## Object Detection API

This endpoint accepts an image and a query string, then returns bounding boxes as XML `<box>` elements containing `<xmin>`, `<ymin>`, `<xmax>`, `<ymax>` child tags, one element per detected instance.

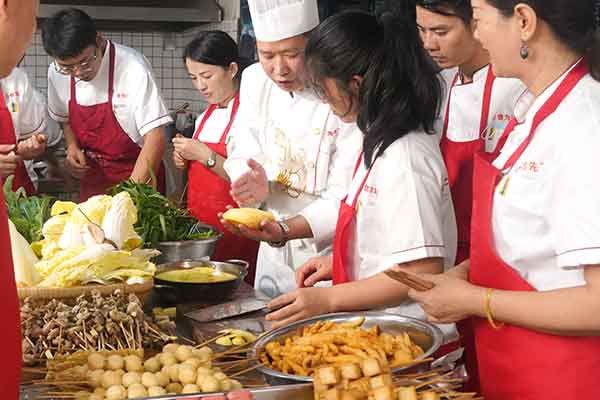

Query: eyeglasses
<box><xmin>53</xmin><ymin>47</ymin><xmax>98</xmax><ymax>75</ymax></box>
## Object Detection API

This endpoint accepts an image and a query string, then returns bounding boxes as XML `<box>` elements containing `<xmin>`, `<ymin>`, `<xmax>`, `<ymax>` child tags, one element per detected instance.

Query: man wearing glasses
<box><xmin>42</xmin><ymin>8</ymin><xmax>171</xmax><ymax>200</ymax></box>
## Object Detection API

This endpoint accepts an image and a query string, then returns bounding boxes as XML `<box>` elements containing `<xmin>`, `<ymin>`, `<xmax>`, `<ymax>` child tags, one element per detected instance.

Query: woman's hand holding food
<box><xmin>172</xmin><ymin>135</ymin><xmax>211</xmax><ymax>162</ymax></box>
<box><xmin>296</xmin><ymin>256</ymin><xmax>333</xmax><ymax>288</ymax></box>
<box><xmin>265</xmin><ymin>287</ymin><xmax>334</xmax><ymax>330</ymax></box>
<box><xmin>173</xmin><ymin>149</ymin><xmax>188</xmax><ymax>170</ymax></box>
<box><xmin>408</xmin><ymin>272</ymin><xmax>485</xmax><ymax>324</ymax></box>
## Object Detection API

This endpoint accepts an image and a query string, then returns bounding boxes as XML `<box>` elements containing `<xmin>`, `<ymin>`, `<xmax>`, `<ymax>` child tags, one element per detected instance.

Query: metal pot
<box><xmin>154</xmin><ymin>223</ymin><xmax>224</xmax><ymax>264</ymax></box>
<box><xmin>154</xmin><ymin>259</ymin><xmax>248</xmax><ymax>304</ymax></box>
<box><xmin>250</xmin><ymin>311</ymin><xmax>444</xmax><ymax>386</ymax></box>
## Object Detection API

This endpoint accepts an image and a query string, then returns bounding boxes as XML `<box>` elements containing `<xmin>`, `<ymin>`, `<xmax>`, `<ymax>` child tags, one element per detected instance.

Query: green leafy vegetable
<box><xmin>110</xmin><ymin>180</ymin><xmax>215</xmax><ymax>246</ymax></box>
<box><xmin>3</xmin><ymin>175</ymin><xmax>54</xmax><ymax>243</ymax></box>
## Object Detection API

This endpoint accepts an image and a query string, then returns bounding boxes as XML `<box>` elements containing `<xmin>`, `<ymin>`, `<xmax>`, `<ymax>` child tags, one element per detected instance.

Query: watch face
<box><xmin>207</xmin><ymin>153</ymin><xmax>217</xmax><ymax>168</ymax></box>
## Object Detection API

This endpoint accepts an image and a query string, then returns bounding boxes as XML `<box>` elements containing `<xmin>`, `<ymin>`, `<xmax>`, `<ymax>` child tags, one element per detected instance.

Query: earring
<box><xmin>520</xmin><ymin>42</ymin><xmax>529</xmax><ymax>60</ymax></box>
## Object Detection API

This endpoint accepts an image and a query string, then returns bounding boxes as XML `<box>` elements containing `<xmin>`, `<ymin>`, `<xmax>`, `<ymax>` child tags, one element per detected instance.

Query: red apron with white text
<box><xmin>69</xmin><ymin>42</ymin><xmax>165</xmax><ymax>202</ymax></box>
<box><xmin>469</xmin><ymin>59</ymin><xmax>600</xmax><ymax>400</ymax></box>
<box><xmin>441</xmin><ymin>67</ymin><xmax>495</xmax><ymax>265</ymax></box>
<box><xmin>440</xmin><ymin>68</ymin><xmax>496</xmax><ymax>393</ymax></box>
<box><xmin>332</xmin><ymin>154</ymin><xmax>372</xmax><ymax>285</ymax></box>
<box><xmin>0</xmin><ymin>89</ymin><xmax>35</xmax><ymax>195</ymax></box>
<box><xmin>187</xmin><ymin>95</ymin><xmax>259</xmax><ymax>285</ymax></box>
<box><xmin>0</xmin><ymin>191</ymin><xmax>22</xmax><ymax>399</ymax></box>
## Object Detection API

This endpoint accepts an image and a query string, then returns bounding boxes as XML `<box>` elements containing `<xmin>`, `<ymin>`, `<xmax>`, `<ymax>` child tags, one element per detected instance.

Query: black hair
<box><xmin>486</xmin><ymin>0</ymin><xmax>600</xmax><ymax>81</ymax></box>
<box><xmin>41</xmin><ymin>8</ymin><xmax>97</xmax><ymax>59</ymax></box>
<box><xmin>183</xmin><ymin>31</ymin><xmax>251</xmax><ymax>83</ymax></box>
<box><xmin>306</xmin><ymin>11</ymin><xmax>441</xmax><ymax>168</ymax></box>
<box><xmin>415</xmin><ymin>0</ymin><xmax>473</xmax><ymax>24</ymax></box>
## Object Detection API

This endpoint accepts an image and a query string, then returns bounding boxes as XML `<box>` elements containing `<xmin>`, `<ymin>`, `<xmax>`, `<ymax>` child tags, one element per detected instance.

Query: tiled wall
<box><xmin>19</xmin><ymin>19</ymin><xmax>239</xmax><ymax>115</ymax></box>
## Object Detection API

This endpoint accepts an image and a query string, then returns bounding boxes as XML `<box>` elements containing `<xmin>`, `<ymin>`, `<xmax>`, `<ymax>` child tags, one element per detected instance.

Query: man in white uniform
<box><xmin>224</xmin><ymin>0</ymin><xmax>362</xmax><ymax>297</ymax></box>
<box><xmin>42</xmin><ymin>8</ymin><xmax>171</xmax><ymax>201</ymax></box>
<box><xmin>0</xmin><ymin>67</ymin><xmax>61</xmax><ymax>192</ymax></box>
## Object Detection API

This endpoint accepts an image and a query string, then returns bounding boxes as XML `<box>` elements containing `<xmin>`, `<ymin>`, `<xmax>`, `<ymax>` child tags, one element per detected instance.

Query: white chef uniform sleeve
<box><xmin>378</xmin><ymin>157</ymin><xmax>449</xmax><ymax>269</ymax></box>
<box><xmin>297</xmin><ymin>123</ymin><xmax>362</xmax><ymax>252</ymax></box>
<box><xmin>12</xmin><ymin>71</ymin><xmax>46</xmax><ymax>139</ymax></box>
<box><xmin>224</xmin><ymin>68</ymin><xmax>268</xmax><ymax>183</ymax></box>
<box><xmin>47</xmin><ymin>67</ymin><xmax>69</xmax><ymax>123</ymax></box>
<box><xmin>552</xmin><ymin>115</ymin><xmax>600</xmax><ymax>269</ymax></box>
<box><xmin>127</xmin><ymin>64</ymin><xmax>172</xmax><ymax>137</ymax></box>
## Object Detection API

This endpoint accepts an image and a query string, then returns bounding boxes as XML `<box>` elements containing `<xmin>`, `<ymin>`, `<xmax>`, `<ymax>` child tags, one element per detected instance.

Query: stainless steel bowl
<box><xmin>154</xmin><ymin>223</ymin><xmax>224</xmax><ymax>264</ymax></box>
<box><xmin>250</xmin><ymin>311</ymin><xmax>444</xmax><ymax>386</ymax></box>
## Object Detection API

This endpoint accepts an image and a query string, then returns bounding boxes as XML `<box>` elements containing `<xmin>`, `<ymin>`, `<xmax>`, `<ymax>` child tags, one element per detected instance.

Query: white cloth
<box><xmin>1</xmin><ymin>67</ymin><xmax>63</xmax><ymax>186</ymax></box>
<box><xmin>47</xmin><ymin>41</ymin><xmax>172</xmax><ymax>145</ymax></box>
<box><xmin>194</xmin><ymin>98</ymin><xmax>236</xmax><ymax>155</ymax></box>
<box><xmin>491</xmin><ymin>66</ymin><xmax>600</xmax><ymax>291</ymax></box>
<box><xmin>225</xmin><ymin>63</ymin><xmax>362</xmax><ymax>297</ymax></box>
<box><xmin>248</xmin><ymin>0</ymin><xmax>320</xmax><ymax>41</ymax></box>
<box><xmin>345</xmin><ymin>134</ymin><xmax>458</xmax><ymax>342</ymax></box>
<box><xmin>439</xmin><ymin>65</ymin><xmax>526</xmax><ymax>151</ymax></box>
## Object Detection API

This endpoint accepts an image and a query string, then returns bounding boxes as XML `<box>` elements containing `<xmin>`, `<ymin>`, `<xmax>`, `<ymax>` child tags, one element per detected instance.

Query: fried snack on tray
<box><xmin>259</xmin><ymin>317</ymin><xmax>424</xmax><ymax>377</ymax></box>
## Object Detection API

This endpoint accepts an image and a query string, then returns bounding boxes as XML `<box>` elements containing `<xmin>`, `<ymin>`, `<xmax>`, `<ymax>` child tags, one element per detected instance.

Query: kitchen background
<box><xmin>17</xmin><ymin>0</ymin><xmax>398</xmax><ymax>200</ymax></box>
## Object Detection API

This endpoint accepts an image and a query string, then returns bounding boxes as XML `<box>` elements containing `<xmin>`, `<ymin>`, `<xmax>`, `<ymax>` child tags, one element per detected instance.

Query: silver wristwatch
<box><xmin>268</xmin><ymin>220</ymin><xmax>290</xmax><ymax>248</ymax></box>
<box><xmin>206</xmin><ymin>150</ymin><xmax>217</xmax><ymax>169</ymax></box>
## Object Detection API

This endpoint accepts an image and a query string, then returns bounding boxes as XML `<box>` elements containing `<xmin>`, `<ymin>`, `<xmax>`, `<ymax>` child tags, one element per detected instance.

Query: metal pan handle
<box><xmin>225</xmin><ymin>259</ymin><xmax>250</xmax><ymax>271</ymax></box>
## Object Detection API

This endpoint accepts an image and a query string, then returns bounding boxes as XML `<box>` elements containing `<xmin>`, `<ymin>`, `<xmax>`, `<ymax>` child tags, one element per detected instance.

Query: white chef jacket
<box><xmin>346</xmin><ymin>132</ymin><xmax>457</xmax><ymax>341</ymax></box>
<box><xmin>439</xmin><ymin>65</ymin><xmax>526</xmax><ymax>151</ymax></box>
<box><xmin>225</xmin><ymin>63</ymin><xmax>362</xmax><ymax>297</ymax></box>
<box><xmin>2</xmin><ymin>68</ymin><xmax>62</xmax><ymax>186</ymax></box>
<box><xmin>491</xmin><ymin>66</ymin><xmax>600</xmax><ymax>291</ymax></box>
<box><xmin>47</xmin><ymin>41</ymin><xmax>172</xmax><ymax>145</ymax></box>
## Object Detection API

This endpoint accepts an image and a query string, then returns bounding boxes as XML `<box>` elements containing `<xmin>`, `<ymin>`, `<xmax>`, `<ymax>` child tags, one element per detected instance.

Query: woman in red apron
<box><xmin>266</xmin><ymin>12</ymin><xmax>457</xmax><ymax>334</ymax></box>
<box><xmin>173</xmin><ymin>31</ymin><xmax>259</xmax><ymax>284</ymax></box>
<box><xmin>417</xmin><ymin>1</ymin><xmax>525</xmax><ymax>390</ymax></box>
<box><xmin>409</xmin><ymin>1</ymin><xmax>600</xmax><ymax>398</ymax></box>
<box><xmin>0</xmin><ymin>0</ymin><xmax>40</xmax><ymax>396</ymax></box>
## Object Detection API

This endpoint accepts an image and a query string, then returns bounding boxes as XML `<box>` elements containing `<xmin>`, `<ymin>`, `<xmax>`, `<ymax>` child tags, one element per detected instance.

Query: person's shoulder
<box><xmin>4</xmin><ymin>67</ymin><xmax>29</xmax><ymax>84</ymax></box>
<box><xmin>114</xmin><ymin>42</ymin><xmax>153</xmax><ymax>76</ymax></box>
<box><xmin>240</xmin><ymin>63</ymin><xmax>272</xmax><ymax>91</ymax></box>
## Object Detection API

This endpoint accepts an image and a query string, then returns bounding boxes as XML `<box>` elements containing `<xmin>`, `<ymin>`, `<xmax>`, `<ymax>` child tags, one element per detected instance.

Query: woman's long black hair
<box><xmin>183</xmin><ymin>30</ymin><xmax>252</xmax><ymax>84</ymax></box>
<box><xmin>306</xmin><ymin>11</ymin><xmax>442</xmax><ymax>168</ymax></box>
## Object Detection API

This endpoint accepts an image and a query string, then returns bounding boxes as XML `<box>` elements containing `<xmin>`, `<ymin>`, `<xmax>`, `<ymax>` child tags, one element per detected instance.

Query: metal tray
<box><xmin>250</xmin><ymin>312</ymin><xmax>444</xmax><ymax>385</ymax></box>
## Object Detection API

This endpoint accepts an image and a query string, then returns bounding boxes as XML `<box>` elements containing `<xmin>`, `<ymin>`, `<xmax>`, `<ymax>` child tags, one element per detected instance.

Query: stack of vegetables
<box><xmin>111</xmin><ymin>180</ymin><xmax>215</xmax><ymax>246</ymax></box>
<box><xmin>10</xmin><ymin>191</ymin><xmax>159</xmax><ymax>288</ymax></box>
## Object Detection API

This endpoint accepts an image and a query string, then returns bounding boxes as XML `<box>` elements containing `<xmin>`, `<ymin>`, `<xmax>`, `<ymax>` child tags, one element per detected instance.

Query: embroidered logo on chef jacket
<box><xmin>483</xmin><ymin>113</ymin><xmax>512</xmax><ymax>152</ymax></box>
<box><xmin>6</xmin><ymin>91</ymin><xmax>20</xmax><ymax>113</ymax></box>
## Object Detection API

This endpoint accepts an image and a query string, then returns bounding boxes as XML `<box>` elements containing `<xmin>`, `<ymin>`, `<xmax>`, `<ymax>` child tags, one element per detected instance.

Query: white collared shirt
<box><xmin>491</xmin><ymin>65</ymin><xmax>600</xmax><ymax>291</ymax></box>
<box><xmin>439</xmin><ymin>65</ymin><xmax>526</xmax><ymax>151</ymax></box>
<box><xmin>345</xmin><ymin>133</ymin><xmax>457</xmax><ymax>281</ymax></box>
<box><xmin>194</xmin><ymin>97</ymin><xmax>237</xmax><ymax>155</ymax></box>
<box><xmin>47</xmin><ymin>41</ymin><xmax>172</xmax><ymax>145</ymax></box>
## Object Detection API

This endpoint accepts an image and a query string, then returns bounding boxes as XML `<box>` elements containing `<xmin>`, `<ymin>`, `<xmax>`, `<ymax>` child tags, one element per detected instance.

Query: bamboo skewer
<box><xmin>195</xmin><ymin>332</ymin><xmax>230</xmax><ymax>348</ymax></box>
<box><xmin>228</xmin><ymin>362</ymin><xmax>266</xmax><ymax>378</ymax></box>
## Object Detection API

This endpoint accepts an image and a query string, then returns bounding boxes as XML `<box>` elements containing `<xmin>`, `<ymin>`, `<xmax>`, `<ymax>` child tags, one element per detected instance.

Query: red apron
<box><xmin>332</xmin><ymin>153</ymin><xmax>372</xmax><ymax>285</ymax></box>
<box><xmin>0</xmin><ymin>191</ymin><xmax>22</xmax><ymax>399</ymax></box>
<box><xmin>187</xmin><ymin>95</ymin><xmax>259</xmax><ymax>285</ymax></box>
<box><xmin>470</xmin><ymin>59</ymin><xmax>600</xmax><ymax>400</ymax></box>
<box><xmin>0</xmin><ymin>89</ymin><xmax>35</xmax><ymax>195</ymax></box>
<box><xmin>441</xmin><ymin>67</ymin><xmax>495</xmax><ymax>265</ymax></box>
<box><xmin>440</xmin><ymin>68</ymin><xmax>495</xmax><ymax>393</ymax></box>
<box><xmin>69</xmin><ymin>42</ymin><xmax>165</xmax><ymax>202</ymax></box>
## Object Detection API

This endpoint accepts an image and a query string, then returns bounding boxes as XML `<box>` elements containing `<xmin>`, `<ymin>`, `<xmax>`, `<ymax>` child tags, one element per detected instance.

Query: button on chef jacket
<box><xmin>2</xmin><ymin>67</ymin><xmax>62</xmax><ymax>187</ymax></box>
<box><xmin>438</xmin><ymin>66</ymin><xmax>526</xmax><ymax>151</ymax></box>
<box><xmin>491</xmin><ymin>65</ymin><xmax>600</xmax><ymax>291</ymax></box>
<box><xmin>47</xmin><ymin>41</ymin><xmax>172</xmax><ymax>145</ymax></box>
<box><xmin>224</xmin><ymin>63</ymin><xmax>363</xmax><ymax>297</ymax></box>
<box><xmin>345</xmin><ymin>132</ymin><xmax>458</xmax><ymax>341</ymax></box>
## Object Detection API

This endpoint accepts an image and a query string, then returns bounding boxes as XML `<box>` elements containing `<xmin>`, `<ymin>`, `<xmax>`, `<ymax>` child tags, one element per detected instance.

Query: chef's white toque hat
<box><xmin>248</xmin><ymin>0</ymin><xmax>320</xmax><ymax>42</ymax></box>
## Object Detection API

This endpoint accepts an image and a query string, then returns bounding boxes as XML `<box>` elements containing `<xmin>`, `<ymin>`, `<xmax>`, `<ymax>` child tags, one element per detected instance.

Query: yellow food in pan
<box><xmin>260</xmin><ymin>317</ymin><xmax>424</xmax><ymax>377</ymax></box>
<box><xmin>156</xmin><ymin>267</ymin><xmax>237</xmax><ymax>283</ymax></box>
